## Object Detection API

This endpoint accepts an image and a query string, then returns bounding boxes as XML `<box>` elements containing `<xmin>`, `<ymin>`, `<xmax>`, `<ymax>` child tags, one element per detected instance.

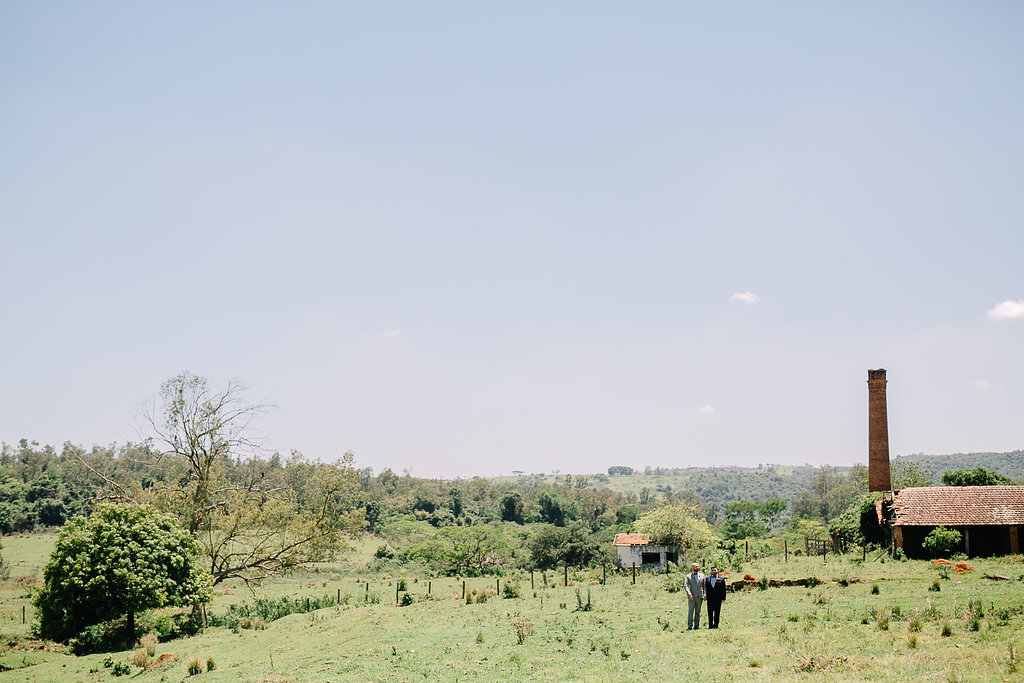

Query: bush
<box><xmin>922</xmin><ymin>527</ymin><xmax>962</xmax><ymax>558</ymax></box>
<box><xmin>501</xmin><ymin>581</ymin><xmax>521</xmax><ymax>599</ymax></box>
<box><xmin>186</xmin><ymin>655</ymin><xmax>202</xmax><ymax>676</ymax></box>
<box><xmin>130</xmin><ymin>648</ymin><xmax>149</xmax><ymax>668</ymax></box>
<box><xmin>139</xmin><ymin>632</ymin><xmax>158</xmax><ymax>657</ymax></box>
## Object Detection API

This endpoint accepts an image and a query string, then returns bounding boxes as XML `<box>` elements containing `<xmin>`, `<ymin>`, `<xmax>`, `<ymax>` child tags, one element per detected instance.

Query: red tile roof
<box><xmin>890</xmin><ymin>486</ymin><xmax>1024</xmax><ymax>526</ymax></box>
<box><xmin>614</xmin><ymin>533</ymin><xmax>652</xmax><ymax>547</ymax></box>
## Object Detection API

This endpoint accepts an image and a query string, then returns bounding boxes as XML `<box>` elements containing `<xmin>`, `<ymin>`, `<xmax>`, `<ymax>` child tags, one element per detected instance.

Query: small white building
<box><xmin>614</xmin><ymin>533</ymin><xmax>680</xmax><ymax>572</ymax></box>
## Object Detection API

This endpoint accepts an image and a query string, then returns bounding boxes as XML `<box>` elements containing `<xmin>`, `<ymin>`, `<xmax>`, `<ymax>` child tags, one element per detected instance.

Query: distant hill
<box><xmin>893</xmin><ymin>450</ymin><xmax>1024</xmax><ymax>484</ymax></box>
<box><xmin>493</xmin><ymin>464</ymin><xmax>839</xmax><ymax>513</ymax></box>
<box><xmin>492</xmin><ymin>450</ymin><xmax>1023</xmax><ymax>513</ymax></box>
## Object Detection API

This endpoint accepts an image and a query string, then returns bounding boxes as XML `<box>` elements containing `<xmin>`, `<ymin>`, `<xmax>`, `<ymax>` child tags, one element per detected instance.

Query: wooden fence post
<box><xmin>543</xmin><ymin>571</ymin><xmax>547</xmax><ymax>588</ymax></box>
<box><xmin>564</xmin><ymin>564</ymin><xmax>568</xmax><ymax>587</ymax></box>
<box><xmin>632</xmin><ymin>562</ymin><xmax>636</xmax><ymax>585</ymax></box>
<box><xmin>602</xmin><ymin>563</ymin><xmax>606</xmax><ymax>585</ymax></box>
<box><xmin>531</xmin><ymin>569</ymin><xmax>534</xmax><ymax>590</ymax></box>
<box><xmin>396</xmin><ymin>584</ymin><xmax>400</xmax><ymax>605</ymax></box>
<box><xmin>337</xmin><ymin>588</ymin><xmax>340</xmax><ymax>603</ymax></box>
<box><xmin>462</xmin><ymin>580</ymin><xmax>466</xmax><ymax>600</ymax></box>
<box><xmin>496</xmin><ymin>578</ymin><xmax>500</xmax><ymax>596</ymax></box>
<box><xmin>784</xmin><ymin>540</ymin><xmax>788</xmax><ymax>563</ymax></box>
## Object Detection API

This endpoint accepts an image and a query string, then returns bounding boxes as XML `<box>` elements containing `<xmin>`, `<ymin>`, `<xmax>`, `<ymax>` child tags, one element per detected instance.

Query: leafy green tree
<box><xmin>759</xmin><ymin>498</ymin><xmax>788</xmax><ymax>529</ymax></box>
<box><xmin>941</xmin><ymin>467</ymin><xmax>1016</xmax><ymax>487</ymax></box>
<box><xmin>633</xmin><ymin>505</ymin><xmax>718</xmax><ymax>551</ymax></box>
<box><xmin>615</xmin><ymin>504</ymin><xmax>640</xmax><ymax>525</ymax></box>
<box><xmin>499</xmin><ymin>491</ymin><xmax>525</xmax><ymax>524</ymax></box>
<box><xmin>33</xmin><ymin>504</ymin><xmax>212</xmax><ymax>643</ymax></box>
<box><xmin>922</xmin><ymin>526</ymin><xmax>962</xmax><ymax>558</ymax></box>
<box><xmin>525</xmin><ymin>522</ymin><xmax>600</xmax><ymax>570</ymax></box>
<box><xmin>536</xmin><ymin>489</ymin><xmax>568</xmax><ymax>526</ymax></box>
<box><xmin>607</xmin><ymin>466</ymin><xmax>633</xmax><ymax>476</ymax></box>
<box><xmin>409</xmin><ymin>525</ymin><xmax>511</xmax><ymax>575</ymax></box>
<box><xmin>891</xmin><ymin>460</ymin><xmax>932</xmax><ymax>488</ymax></box>
<box><xmin>722</xmin><ymin>500</ymin><xmax>768</xmax><ymax>540</ymax></box>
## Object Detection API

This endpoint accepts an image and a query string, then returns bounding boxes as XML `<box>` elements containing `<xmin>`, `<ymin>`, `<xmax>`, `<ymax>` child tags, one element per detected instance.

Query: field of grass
<box><xmin>1</xmin><ymin>532</ymin><xmax>1023</xmax><ymax>681</ymax></box>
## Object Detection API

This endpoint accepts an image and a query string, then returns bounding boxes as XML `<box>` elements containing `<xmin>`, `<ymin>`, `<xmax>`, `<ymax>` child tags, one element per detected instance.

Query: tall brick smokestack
<box><xmin>868</xmin><ymin>369</ymin><xmax>892</xmax><ymax>491</ymax></box>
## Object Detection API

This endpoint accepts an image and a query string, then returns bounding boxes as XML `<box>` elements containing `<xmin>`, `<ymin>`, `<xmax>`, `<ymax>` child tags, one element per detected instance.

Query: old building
<box><xmin>613</xmin><ymin>533</ymin><xmax>679</xmax><ymax>571</ymax></box>
<box><xmin>877</xmin><ymin>485</ymin><xmax>1024</xmax><ymax>557</ymax></box>
<box><xmin>866</xmin><ymin>369</ymin><xmax>1024</xmax><ymax>557</ymax></box>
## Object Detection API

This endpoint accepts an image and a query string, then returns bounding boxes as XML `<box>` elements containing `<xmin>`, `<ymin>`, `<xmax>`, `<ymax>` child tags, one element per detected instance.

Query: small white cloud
<box><xmin>974</xmin><ymin>380</ymin><xmax>994</xmax><ymax>391</ymax></box>
<box><xmin>729</xmin><ymin>291</ymin><xmax>760</xmax><ymax>305</ymax></box>
<box><xmin>698</xmin><ymin>405</ymin><xmax>715</xmax><ymax>414</ymax></box>
<box><xmin>987</xmin><ymin>300</ymin><xmax>1024</xmax><ymax>320</ymax></box>
<box><xmin>382</xmin><ymin>329</ymin><xmax>402</xmax><ymax>337</ymax></box>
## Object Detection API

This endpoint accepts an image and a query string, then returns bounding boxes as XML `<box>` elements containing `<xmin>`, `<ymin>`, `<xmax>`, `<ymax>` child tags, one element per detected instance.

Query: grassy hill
<box><xmin>3</xmin><ymin>532</ymin><xmax>1023</xmax><ymax>681</ymax></box>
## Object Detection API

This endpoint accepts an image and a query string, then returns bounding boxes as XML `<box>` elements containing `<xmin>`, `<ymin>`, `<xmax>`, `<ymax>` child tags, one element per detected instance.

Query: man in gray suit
<box><xmin>684</xmin><ymin>562</ymin><xmax>705</xmax><ymax>630</ymax></box>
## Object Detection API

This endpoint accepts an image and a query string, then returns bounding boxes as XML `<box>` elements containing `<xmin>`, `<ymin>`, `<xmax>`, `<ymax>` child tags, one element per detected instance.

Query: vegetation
<box><xmin>922</xmin><ymin>526</ymin><xmax>963</xmax><ymax>558</ymax></box>
<box><xmin>33</xmin><ymin>504</ymin><xmax>212</xmax><ymax>644</ymax></box>
<box><xmin>4</xmin><ymin>374</ymin><xmax>1024</xmax><ymax>677</ymax></box>
<box><xmin>2</xmin><ymin>532</ymin><xmax>1023</xmax><ymax>680</ymax></box>
<box><xmin>941</xmin><ymin>467</ymin><xmax>1017</xmax><ymax>487</ymax></box>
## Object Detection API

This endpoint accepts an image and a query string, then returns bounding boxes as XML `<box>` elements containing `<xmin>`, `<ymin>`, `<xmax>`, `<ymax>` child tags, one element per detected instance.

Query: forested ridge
<box><xmin>3</xmin><ymin>437</ymin><xmax>1020</xmax><ymax>538</ymax></box>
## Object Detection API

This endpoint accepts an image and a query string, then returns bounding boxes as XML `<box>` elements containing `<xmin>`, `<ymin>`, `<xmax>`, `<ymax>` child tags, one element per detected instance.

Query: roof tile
<box><xmin>890</xmin><ymin>486</ymin><xmax>1024</xmax><ymax>526</ymax></box>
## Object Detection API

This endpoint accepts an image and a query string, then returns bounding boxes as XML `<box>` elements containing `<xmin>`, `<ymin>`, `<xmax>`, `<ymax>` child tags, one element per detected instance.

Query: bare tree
<box><xmin>141</xmin><ymin>372</ymin><xmax>364</xmax><ymax>585</ymax></box>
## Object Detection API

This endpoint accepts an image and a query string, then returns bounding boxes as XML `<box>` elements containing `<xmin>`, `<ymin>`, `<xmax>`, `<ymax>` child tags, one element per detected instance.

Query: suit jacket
<box><xmin>704</xmin><ymin>575</ymin><xmax>727</xmax><ymax>603</ymax></box>
<box><xmin>684</xmin><ymin>571</ymin><xmax>705</xmax><ymax>599</ymax></box>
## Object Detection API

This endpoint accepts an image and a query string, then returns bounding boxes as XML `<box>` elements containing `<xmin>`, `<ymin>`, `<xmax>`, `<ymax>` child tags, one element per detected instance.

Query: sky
<box><xmin>2</xmin><ymin>2</ymin><xmax>1022</xmax><ymax>478</ymax></box>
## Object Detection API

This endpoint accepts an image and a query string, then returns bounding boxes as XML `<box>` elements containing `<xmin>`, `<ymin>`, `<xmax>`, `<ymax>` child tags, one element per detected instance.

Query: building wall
<box><xmin>615</xmin><ymin>544</ymin><xmax>678</xmax><ymax>571</ymax></box>
<box><xmin>895</xmin><ymin>524</ymin><xmax>1021</xmax><ymax>558</ymax></box>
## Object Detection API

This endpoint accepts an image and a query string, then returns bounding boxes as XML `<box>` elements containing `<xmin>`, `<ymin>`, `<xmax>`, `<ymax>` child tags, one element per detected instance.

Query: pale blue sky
<box><xmin>2</xmin><ymin>2</ymin><xmax>1022</xmax><ymax>477</ymax></box>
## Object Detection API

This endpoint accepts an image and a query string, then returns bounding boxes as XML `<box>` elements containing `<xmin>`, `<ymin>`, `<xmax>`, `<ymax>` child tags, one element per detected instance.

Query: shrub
<box><xmin>870</xmin><ymin>584</ymin><xmax>880</xmax><ymax>595</ymax></box>
<box><xmin>139</xmin><ymin>632</ymin><xmax>158</xmax><ymax>656</ymax></box>
<box><xmin>206</xmin><ymin>654</ymin><xmax>216</xmax><ymax>672</ymax></box>
<box><xmin>130</xmin><ymin>648</ymin><xmax>149</xmax><ymax>668</ymax></box>
<box><xmin>908</xmin><ymin>611</ymin><xmax>922</xmax><ymax>632</ymax></box>
<box><xmin>940</xmin><ymin>620</ymin><xmax>952</xmax><ymax>637</ymax></box>
<box><xmin>922</xmin><ymin>527</ymin><xmax>962</xmax><ymax>558</ymax></box>
<box><xmin>186</xmin><ymin>655</ymin><xmax>202</xmax><ymax>676</ymax></box>
<box><xmin>111</xmin><ymin>661</ymin><xmax>131</xmax><ymax>677</ymax></box>
<box><xmin>511</xmin><ymin>617</ymin><xmax>533</xmax><ymax>645</ymax></box>
<box><xmin>399</xmin><ymin>592</ymin><xmax>413</xmax><ymax>607</ymax></box>
<box><xmin>502</xmin><ymin>581</ymin><xmax>521</xmax><ymax>599</ymax></box>
<box><xmin>929</xmin><ymin>580</ymin><xmax>941</xmax><ymax>592</ymax></box>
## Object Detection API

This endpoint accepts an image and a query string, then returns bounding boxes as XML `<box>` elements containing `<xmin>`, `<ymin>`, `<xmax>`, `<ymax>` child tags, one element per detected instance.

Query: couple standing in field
<box><xmin>684</xmin><ymin>562</ymin><xmax>726</xmax><ymax>630</ymax></box>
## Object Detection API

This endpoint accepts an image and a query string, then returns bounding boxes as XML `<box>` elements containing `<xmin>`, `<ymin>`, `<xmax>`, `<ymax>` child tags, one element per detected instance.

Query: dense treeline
<box><xmin>895</xmin><ymin>451</ymin><xmax>1024</xmax><ymax>483</ymax></box>
<box><xmin>4</xmin><ymin>434</ymin><xmax>1020</xmax><ymax>577</ymax></box>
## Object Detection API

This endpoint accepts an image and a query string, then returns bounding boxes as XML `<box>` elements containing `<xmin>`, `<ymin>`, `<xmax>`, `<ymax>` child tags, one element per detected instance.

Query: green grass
<box><xmin>2</xmin><ymin>535</ymin><xmax>1023</xmax><ymax>681</ymax></box>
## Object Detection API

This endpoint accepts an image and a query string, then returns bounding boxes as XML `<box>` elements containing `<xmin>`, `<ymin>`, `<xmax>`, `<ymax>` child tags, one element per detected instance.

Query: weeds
<box><xmin>139</xmin><ymin>632</ymin><xmax>158</xmax><ymax>656</ymax></box>
<box><xmin>575</xmin><ymin>588</ymin><xmax>593</xmax><ymax>612</ymax></box>
<box><xmin>511</xmin><ymin>617</ymin><xmax>533</xmax><ymax>645</ymax></box>
<box><xmin>909</xmin><ymin>611</ymin><xmax>922</xmax><ymax>632</ymax></box>
<box><xmin>130</xmin><ymin>648</ymin><xmax>149</xmax><ymax>668</ymax></box>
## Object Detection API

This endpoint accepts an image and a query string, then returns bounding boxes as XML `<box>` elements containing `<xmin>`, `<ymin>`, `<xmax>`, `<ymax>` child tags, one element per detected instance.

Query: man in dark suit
<box><xmin>704</xmin><ymin>565</ymin><xmax>727</xmax><ymax>628</ymax></box>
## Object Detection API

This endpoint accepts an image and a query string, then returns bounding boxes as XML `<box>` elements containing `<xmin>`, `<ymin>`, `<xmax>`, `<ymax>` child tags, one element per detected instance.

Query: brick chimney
<box><xmin>867</xmin><ymin>369</ymin><xmax>892</xmax><ymax>491</ymax></box>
